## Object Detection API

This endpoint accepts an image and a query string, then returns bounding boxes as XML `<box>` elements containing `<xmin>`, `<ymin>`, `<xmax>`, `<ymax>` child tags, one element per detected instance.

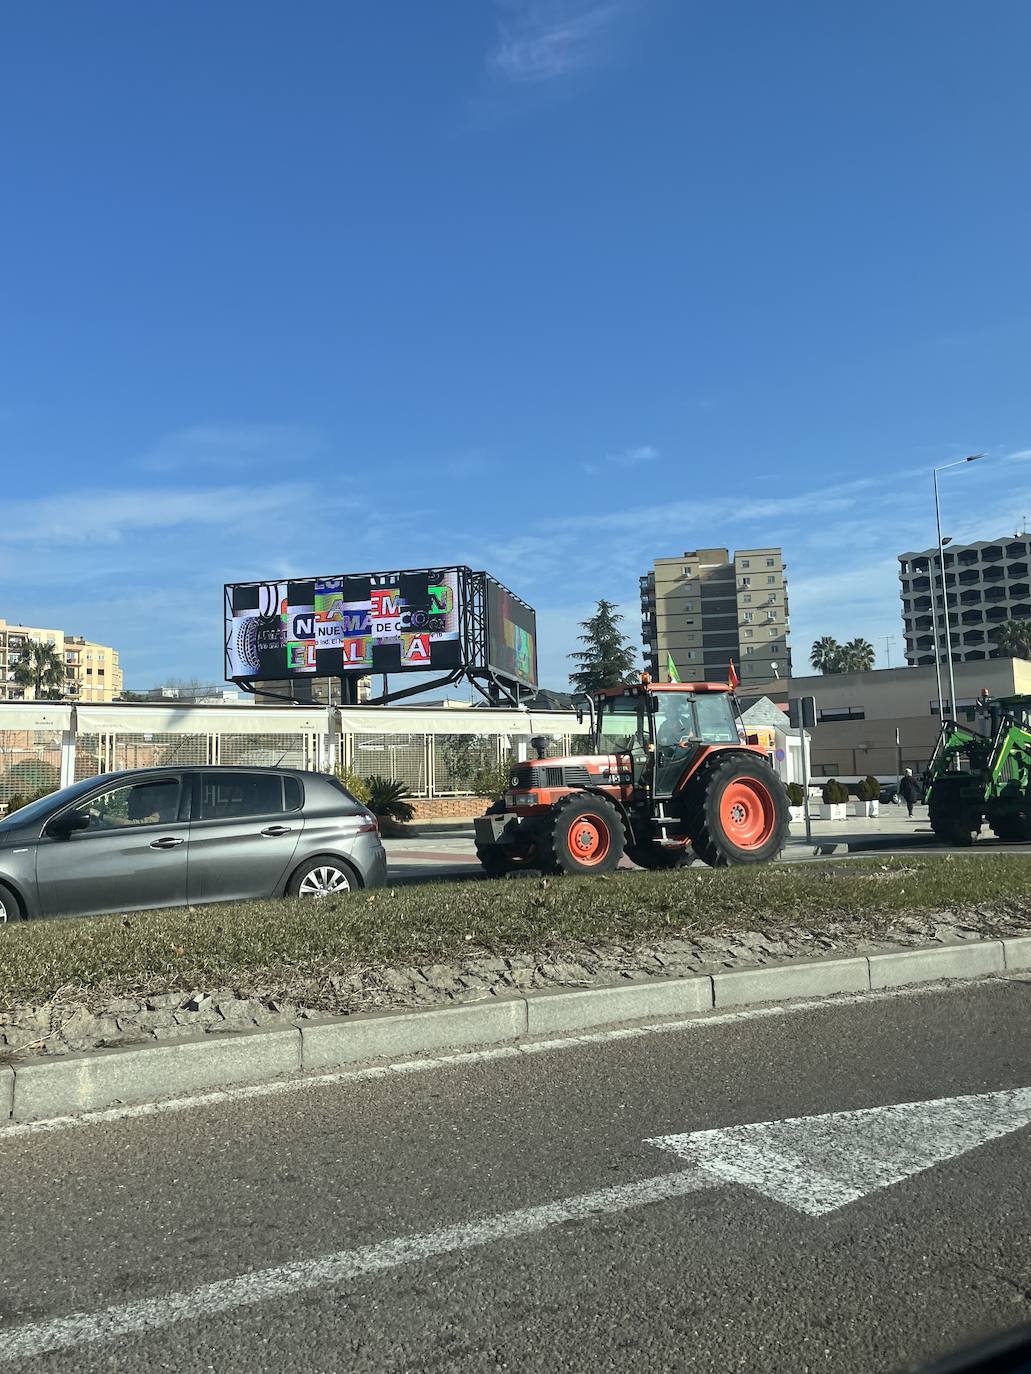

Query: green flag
<box><xmin>666</xmin><ymin>653</ymin><xmax>681</xmax><ymax>684</ymax></box>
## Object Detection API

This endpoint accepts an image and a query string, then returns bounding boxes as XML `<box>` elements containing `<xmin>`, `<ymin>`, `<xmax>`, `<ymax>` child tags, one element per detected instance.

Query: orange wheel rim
<box><xmin>567</xmin><ymin>814</ymin><xmax>610</xmax><ymax>865</ymax></box>
<box><xmin>719</xmin><ymin>778</ymin><xmax>775</xmax><ymax>849</ymax></box>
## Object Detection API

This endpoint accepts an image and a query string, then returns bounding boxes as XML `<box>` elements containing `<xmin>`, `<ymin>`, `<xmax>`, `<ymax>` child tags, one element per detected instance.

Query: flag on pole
<box><xmin>666</xmin><ymin>653</ymin><xmax>681</xmax><ymax>684</ymax></box>
<box><xmin>728</xmin><ymin>658</ymin><xmax>740</xmax><ymax>690</ymax></box>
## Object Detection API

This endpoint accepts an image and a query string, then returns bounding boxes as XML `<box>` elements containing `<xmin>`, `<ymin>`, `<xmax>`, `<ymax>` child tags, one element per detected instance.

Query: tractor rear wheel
<box><xmin>537</xmin><ymin>793</ymin><xmax>625</xmax><ymax>876</ymax></box>
<box><xmin>684</xmin><ymin>755</ymin><xmax>790</xmax><ymax>867</ymax></box>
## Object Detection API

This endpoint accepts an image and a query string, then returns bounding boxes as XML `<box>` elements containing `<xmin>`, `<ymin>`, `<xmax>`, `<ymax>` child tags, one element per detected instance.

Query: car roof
<box><xmin>76</xmin><ymin>764</ymin><xmax>317</xmax><ymax>784</ymax></box>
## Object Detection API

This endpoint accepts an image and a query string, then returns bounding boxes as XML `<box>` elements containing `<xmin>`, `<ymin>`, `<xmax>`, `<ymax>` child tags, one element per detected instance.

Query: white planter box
<box><xmin>847</xmin><ymin>802</ymin><xmax>865</xmax><ymax>817</ymax></box>
<box><xmin>788</xmin><ymin>805</ymin><xmax>805</xmax><ymax>823</ymax></box>
<box><xmin>819</xmin><ymin>803</ymin><xmax>847</xmax><ymax>821</ymax></box>
<box><xmin>866</xmin><ymin>800</ymin><xmax>879</xmax><ymax>817</ymax></box>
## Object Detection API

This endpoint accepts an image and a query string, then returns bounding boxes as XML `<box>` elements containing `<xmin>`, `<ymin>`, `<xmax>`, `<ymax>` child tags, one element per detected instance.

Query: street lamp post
<box><xmin>933</xmin><ymin>454</ymin><xmax>983</xmax><ymax>721</ymax></box>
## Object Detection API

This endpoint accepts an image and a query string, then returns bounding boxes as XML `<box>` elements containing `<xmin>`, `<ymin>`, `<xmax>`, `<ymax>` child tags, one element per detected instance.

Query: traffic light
<box><xmin>787</xmin><ymin>696</ymin><xmax>817</xmax><ymax>729</ymax></box>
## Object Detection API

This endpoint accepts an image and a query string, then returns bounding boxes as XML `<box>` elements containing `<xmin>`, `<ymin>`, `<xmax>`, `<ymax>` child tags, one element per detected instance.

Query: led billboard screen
<box><xmin>225</xmin><ymin>568</ymin><xmax>462</xmax><ymax>680</ymax></box>
<box><xmin>486</xmin><ymin>576</ymin><xmax>538</xmax><ymax>689</ymax></box>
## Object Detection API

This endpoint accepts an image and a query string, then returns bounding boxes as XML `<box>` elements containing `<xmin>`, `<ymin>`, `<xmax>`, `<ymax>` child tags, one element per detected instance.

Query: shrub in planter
<box><xmin>862</xmin><ymin>774</ymin><xmax>881</xmax><ymax>802</ymax></box>
<box><xmin>786</xmin><ymin>782</ymin><xmax>805</xmax><ymax>807</ymax></box>
<box><xmin>821</xmin><ymin>779</ymin><xmax>849</xmax><ymax>805</ymax></box>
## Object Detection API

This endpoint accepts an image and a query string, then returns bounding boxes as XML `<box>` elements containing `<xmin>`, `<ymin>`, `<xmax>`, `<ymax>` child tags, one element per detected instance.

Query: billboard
<box><xmin>225</xmin><ymin>568</ymin><xmax>462</xmax><ymax>681</ymax></box>
<box><xmin>486</xmin><ymin>576</ymin><xmax>538</xmax><ymax>689</ymax></box>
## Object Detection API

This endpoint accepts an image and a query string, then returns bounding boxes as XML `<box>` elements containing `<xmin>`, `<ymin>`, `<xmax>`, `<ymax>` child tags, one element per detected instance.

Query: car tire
<box><xmin>287</xmin><ymin>855</ymin><xmax>360</xmax><ymax>899</ymax></box>
<box><xmin>0</xmin><ymin>881</ymin><xmax>24</xmax><ymax>922</ymax></box>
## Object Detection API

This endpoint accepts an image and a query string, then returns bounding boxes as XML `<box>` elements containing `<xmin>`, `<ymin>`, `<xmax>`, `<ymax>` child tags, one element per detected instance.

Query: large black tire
<box><xmin>286</xmin><ymin>854</ymin><xmax>360</xmax><ymax>897</ymax></box>
<box><xmin>988</xmin><ymin>805</ymin><xmax>1031</xmax><ymax>843</ymax></box>
<box><xmin>0</xmin><ymin>881</ymin><xmax>24</xmax><ymax>923</ymax></box>
<box><xmin>536</xmin><ymin>793</ymin><xmax>625</xmax><ymax>876</ymax></box>
<box><xmin>928</xmin><ymin>781</ymin><xmax>981</xmax><ymax>847</ymax></box>
<box><xmin>681</xmin><ymin>754</ymin><xmax>790</xmax><ymax>868</ymax></box>
<box><xmin>625</xmin><ymin>843</ymin><xmax>687</xmax><ymax>870</ymax></box>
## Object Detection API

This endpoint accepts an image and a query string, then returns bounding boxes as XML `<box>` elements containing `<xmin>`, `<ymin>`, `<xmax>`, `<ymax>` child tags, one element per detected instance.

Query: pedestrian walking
<box><xmin>900</xmin><ymin>768</ymin><xmax>920</xmax><ymax>818</ymax></box>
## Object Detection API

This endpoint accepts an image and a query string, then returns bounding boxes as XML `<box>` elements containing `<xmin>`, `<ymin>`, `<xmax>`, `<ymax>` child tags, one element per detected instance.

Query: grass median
<box><xmin>2</xmin><ymin>854</ymin><xmax>1031</xmax><ymax>1011</ymax></box>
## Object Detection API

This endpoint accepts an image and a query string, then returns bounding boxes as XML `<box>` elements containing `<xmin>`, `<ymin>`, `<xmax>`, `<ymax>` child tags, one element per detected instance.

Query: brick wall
<box><xmin>409</xmin><ymin>796</ymin><xmax>489</xmax><ymax>819</ymax></box>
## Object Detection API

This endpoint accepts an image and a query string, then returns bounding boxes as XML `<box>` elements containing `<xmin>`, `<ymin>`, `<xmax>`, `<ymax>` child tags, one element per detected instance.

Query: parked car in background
<box><xmin>0</xmin><ymin>766</ymin><xmax>386</xmax><ymax>922</ymax></box>
<box><xmin>880</xmin><ymin>781</ymin><xmax>902</xmax><ymax>805</ymax></box>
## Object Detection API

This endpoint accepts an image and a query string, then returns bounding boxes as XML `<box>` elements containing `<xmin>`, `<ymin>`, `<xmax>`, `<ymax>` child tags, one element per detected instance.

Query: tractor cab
<box><xmin>589</xmin><ymin>682</ymin><xmax>744</xmax><ymax>798</ymax></box>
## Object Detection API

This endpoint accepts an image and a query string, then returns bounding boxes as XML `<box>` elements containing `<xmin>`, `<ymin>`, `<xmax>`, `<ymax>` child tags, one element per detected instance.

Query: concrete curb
<box><xmin>3</xmin><ymin>937</ymin><xmax>1025</xmax><ymax>1125</ymax></box>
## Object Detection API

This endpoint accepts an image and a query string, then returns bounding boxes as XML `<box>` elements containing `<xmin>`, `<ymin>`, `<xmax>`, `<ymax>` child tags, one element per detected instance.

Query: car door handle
<box><xmin>260</xmin><ymin>825</ymin><xmax>292</xmax><ymax>837</ymax></box>
<box><xmin>149</xmin><ymin>836</ymin><xmax>186</xmax><ymax>850</ymax></box>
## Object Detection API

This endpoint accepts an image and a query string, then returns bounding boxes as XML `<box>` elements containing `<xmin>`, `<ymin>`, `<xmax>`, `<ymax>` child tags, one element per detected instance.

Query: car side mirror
<box><xmin>48</xmin><ymin>810</ymin><xmax>89</xmax><ymax>839</ymax></box>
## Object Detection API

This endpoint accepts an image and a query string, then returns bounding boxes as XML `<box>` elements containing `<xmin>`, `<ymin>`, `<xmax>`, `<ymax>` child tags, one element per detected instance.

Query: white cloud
<box><xmin>487</xmin><ymin>0</ymin><xmax>623</xmax><ymax>84</ymax></box>
<box><xmin>583</xmin><ymin>442</ymin><xmax>659</xmax><ymax>474</ymax></box>
<box><xmin>138</xmin><ymin>424</ymin><xmax>323</xmax><ymax>475</ymax></box>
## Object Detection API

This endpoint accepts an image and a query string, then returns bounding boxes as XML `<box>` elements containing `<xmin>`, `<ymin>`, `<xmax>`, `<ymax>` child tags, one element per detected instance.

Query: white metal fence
<box><xmin>0</xmin><ymin>702</ymin><xmax>576</xmax><ymax>810</ymax></box>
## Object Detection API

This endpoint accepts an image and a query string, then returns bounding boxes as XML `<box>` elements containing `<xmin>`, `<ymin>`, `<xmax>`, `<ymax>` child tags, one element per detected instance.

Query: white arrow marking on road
<box><xmin>649</xmin><ymin>1086</ymin><xmax>1031</xmax><ymax>1215</ymax></box>
<box><xmin>3</xmin><ymin>1088</ymin><xmax>1031</xmax><ymax>1359</ymax></box>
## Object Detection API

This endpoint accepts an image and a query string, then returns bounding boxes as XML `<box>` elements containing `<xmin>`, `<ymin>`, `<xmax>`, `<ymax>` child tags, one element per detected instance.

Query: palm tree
<box><xmin>841</xmin><ymin>637</ymin><xmax>876</xmax><ymax>672</ymax></box>
<box><xmin>810</xmin><ymin>636</ymin><xmax>843</xmax><ymax>673</ymax></box>
<box><xmin>991</xmin><ymin>620</ymin><xmax>1031</xmax><ymax>659</ymax></box>
<box><xmin>12</xmin><ymin>640</ymin><xmax>67</xmax><ymax>699</ymax></box>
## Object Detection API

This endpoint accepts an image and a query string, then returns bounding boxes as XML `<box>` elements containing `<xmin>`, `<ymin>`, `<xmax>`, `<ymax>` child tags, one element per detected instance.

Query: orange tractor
<box><xmin>474</xmin><ymin>679</ymin><xmax>791</xmax><ymax>875</ymax></box>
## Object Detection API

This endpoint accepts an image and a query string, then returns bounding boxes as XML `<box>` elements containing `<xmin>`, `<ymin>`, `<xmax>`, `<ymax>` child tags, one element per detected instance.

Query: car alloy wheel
<box><xmin>297</xmin><ymin>865</ymin><xmax>352</xmax><ymax>898</ymax></box>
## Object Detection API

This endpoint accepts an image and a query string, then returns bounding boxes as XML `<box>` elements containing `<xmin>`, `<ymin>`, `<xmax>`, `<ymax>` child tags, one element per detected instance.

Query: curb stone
<box><xmin>2</xmin><ymin>939</ymin><xmax>1021</xmax><ymax>1125</ymax></box>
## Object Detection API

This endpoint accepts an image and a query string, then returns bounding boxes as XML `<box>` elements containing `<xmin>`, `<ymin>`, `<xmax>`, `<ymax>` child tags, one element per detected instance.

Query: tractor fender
<box><xmin>674</xmin><ymin>743</ymin><xmax>774</xmax><ymax>794</ymax></box>
<box><xmin>572</xmin><ymin>785</ymin><xmax>634</xmax><ymax>840</ymax></box>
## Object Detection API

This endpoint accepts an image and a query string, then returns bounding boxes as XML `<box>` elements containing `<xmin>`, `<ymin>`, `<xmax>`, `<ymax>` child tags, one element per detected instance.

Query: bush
<box><xmin>821</xmin><ymin>779</ymin><xmax>849</xmax><ymax>805</ymax></box>
<box><xmin>862</xmin><ymin>774</ymin><xmax>880</xmax><ymax>802</ymax></box>
<box><xmin>364</xmin><ymin>776</ymin><xmax>415</xmax><ymax>823</ymax></box>
<box><xmin>786</xmin><ymin>782</ymin><xmax>805</xmax><ymax>807</ymax></box>
<box><xmin>4</xmin><ymin>759</ymin><xmax>59</xmax><ymax>797</ymax></box>
<box><xmin>2</xmin><ymin>785</ymin><xmax>54</xmax><ymax>816</ymax></box>
<box><xmin>334</xmin><ymin>768</ymin><xmax>371</xmax><ymax>806</ymax></box>
<box><xmin>471</xmin><ymin>760</ymin><xmax>513</xmax><ymax>799</ymax></box>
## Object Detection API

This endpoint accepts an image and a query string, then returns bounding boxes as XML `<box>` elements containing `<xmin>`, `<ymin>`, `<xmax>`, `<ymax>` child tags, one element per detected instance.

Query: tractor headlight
<box><xmin>505</xmin><ymin>791</ymin><xmax>539</xmax><ymax>808</ymax></box>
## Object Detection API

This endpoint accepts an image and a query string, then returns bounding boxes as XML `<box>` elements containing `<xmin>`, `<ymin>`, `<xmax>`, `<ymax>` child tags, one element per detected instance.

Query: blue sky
<box><xmin>2</xmin><ymin>0</ymin><xmax>1030</xmax><ymax>692</ymax></box>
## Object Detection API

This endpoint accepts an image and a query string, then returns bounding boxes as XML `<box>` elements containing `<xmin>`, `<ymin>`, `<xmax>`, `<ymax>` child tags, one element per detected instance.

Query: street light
<box><xmin>934</xmin><ymin>454</ymin><xmax>984</xmax><ymax>720</ymax></box>
<box><xmin>930</xmin><ymin>536</ymin><xmax>952</xmax><ymax>725</ymax></box>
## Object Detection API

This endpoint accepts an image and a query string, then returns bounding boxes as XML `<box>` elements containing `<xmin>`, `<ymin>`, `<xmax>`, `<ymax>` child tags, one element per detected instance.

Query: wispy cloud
<box><xmin>137</xmin><ymin>424</ymin><xmax>323</xmax><ymax>475</ymax></box>
<box><xmin>583</xmin><ymin>442</ymin><xmax>659</xmax><ymax>474</ymax></box>
<box><xmin>487</xmin><ymin>0</ymin><xmax>623</xmax><ymax>85</ymax></box>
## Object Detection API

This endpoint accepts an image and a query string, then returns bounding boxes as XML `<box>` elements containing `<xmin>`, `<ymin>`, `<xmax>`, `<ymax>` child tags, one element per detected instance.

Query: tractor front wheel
<box><xmin>538</xmin><ymin>794</ymin><xmax>625</xmax><ymax>876</ymax></box>
<box><xmin>626</xmin><ymin>843</ymin><xmax>687</xmax><ymax>870</ymax></box>
<box><xmin>928</xmin><ymin>784</ymin><xmax>981</xmax><ymax>847</ymax></box>
<box><xmin>685</xmin><ymin>755</ymin><xmax>790</xmax><ymax>867</ymax></box>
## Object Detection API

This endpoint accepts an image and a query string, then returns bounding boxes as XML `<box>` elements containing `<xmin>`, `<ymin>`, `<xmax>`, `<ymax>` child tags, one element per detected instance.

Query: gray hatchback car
<box><xmin>0</xmin><ymin>766</ymin><xmax>387</xmax><ymax>922</ymax></box>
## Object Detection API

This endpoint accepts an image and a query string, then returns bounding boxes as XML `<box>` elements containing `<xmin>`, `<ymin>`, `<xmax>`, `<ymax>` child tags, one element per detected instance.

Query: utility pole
<box><xmin>933</xmin><ymin>454</ymin><xmax>984</xmax><ymax>721</ymax></box>
<box><xmin>883</xmin><ymin>635</ymin><xmax>896</xmax><ymax>669</ymax></box>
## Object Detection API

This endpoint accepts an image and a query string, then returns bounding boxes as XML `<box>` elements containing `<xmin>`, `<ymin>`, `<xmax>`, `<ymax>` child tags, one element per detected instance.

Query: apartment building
<box><xmin>640</xmin><ymin>547</ymin><xmax>791</xmax><ymax>687</ymax></box>
<box><xmin>0</xmin><ymin>619</ymin><xmax>123</xmax><ymax>703</ymax></box>
<box><xmin>899</xmin><ymin>534</ymin><xmax>1031</xmax><ymax>667</ymax></box>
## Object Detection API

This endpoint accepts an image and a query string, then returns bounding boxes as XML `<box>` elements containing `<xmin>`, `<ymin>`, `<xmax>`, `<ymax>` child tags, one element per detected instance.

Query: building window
<box><xmin>740</xmin><ymin>577</ymin><xmax>751</xmax><ymax>587</ymax></box>
<box><xmin>769</xmin><ymin>628</ymin><xmax>778</xmax><ymax>637</ymax></box>
<box><xmin>818</xmin><ymin>707</ymin><xmax>866</xmax><ymax>722</ymax></box>
<box><xmin>742</xmin><ymin>593</ymin><xmax>751</xmax><ymax>603</ymax></box>
<box><xmin>766</xmin><ymin>557</ymin><xmax>775</xmax><ymax>567</ymax></box>
<box><xmin>743</xmin><ymin>611</ymin><xmax>753</xmax><ymax>622</ymax></box>
<box><xmin>744</xmin><ymin>645</ymin><xmax>755</xmax><ymax>655</ymax></box>
<box><xmin>682</xmin><ymin>566</ymin><xmax>693</xmax><ymax>577</ymax></box>
<box><xmin>686</xmin><ymin>650</ymin><xmax>696</xmax><ymax>660</ymax></box>
<box><xmin>744</xmin><ymin>628</ymin><xmax>753</xmax><ymax>638</ymax></box>
<box><xmin>740</xmin><ymin>559</ymin><xmax>750</xmax><ymax>569</ymax></box>
<box><xmin>767</xmin><ymin>575</ymin><xmax>776</xmax><ymax>585</ymax></box>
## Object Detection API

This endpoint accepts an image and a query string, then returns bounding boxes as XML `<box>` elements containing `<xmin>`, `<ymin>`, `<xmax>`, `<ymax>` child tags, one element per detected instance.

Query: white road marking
<box><xmin>650</xmin><ymin>1086</ymin><xmax>1031</xmax><ymax>1215</ymax></box>
<box><xmin>0</xmin><ymin>976</ymin><xmax>1000</xmax><ymax>1141</ymax></box>
<box><xmin>0</xmin><ymin>1169</ymin><xmax>709</xmax><ymax>1361</ymax></box>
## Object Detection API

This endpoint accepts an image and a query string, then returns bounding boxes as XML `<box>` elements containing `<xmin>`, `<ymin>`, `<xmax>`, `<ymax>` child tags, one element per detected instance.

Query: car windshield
<box><xmin>596</xmin><ymin>694</ymin><xmax>649</xmax><ymax>753</ymax></box>
<box><xmin>0</xmin><ymin>776</ymin><xmax>102</xmax><ymax>832</ymax></box>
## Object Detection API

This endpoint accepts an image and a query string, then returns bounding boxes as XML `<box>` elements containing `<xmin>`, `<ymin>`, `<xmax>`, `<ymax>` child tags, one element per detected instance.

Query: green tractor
<box><xmin>924</xmin><ymin>693</ymin><xmax>1031</xmax><ymax>846</ymax></box>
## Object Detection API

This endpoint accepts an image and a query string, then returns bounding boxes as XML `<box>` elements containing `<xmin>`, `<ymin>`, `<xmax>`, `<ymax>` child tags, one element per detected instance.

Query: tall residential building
<box><xmin>899</xmin><ymin>535</ymin><xmax>1031</xmax><ymax>667</ymax></box>
<box><xmin>640</xmin><ymin>547</ymin><xmax>791</xmax><ymax>687</ymax></box>
<box><xmin>0</xmin><ymin>620</ymin><xmax>123</xmax><ymax>703</ymax></box>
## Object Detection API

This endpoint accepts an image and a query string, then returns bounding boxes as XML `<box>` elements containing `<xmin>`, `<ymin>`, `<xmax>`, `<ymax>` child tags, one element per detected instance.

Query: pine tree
<box><xmin>568</xmin><ymin>600</ymin><xmax>638</xmax><ymax>694</ymax></box>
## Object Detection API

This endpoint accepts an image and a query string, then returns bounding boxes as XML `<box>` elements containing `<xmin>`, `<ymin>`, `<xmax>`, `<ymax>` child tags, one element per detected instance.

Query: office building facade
<box><xmin>640</xmin><ymin>547</ymin><xmax>791</xmax><ymax>687</ymax></box>
<box><xmin>899</xmin><ymin>535</ymin><xmax>1031</xmax><ymax>667</ymax></box>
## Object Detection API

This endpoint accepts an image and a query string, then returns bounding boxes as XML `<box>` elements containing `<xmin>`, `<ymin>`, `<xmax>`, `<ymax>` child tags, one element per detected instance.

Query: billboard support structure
<box><xmin>225</xmin><ymin>566</ymin><xmax>537</xmax><ymax>708</ymax></box>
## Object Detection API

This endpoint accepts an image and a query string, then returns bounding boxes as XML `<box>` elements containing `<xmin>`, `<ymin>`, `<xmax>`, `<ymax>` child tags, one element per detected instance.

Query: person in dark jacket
<box><xmin>900</xmin><ymin>768</ymin><xmax>921</xmax><ymax>817</ymax></box>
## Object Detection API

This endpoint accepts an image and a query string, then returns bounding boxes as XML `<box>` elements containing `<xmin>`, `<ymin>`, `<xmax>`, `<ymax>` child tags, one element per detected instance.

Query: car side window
<box><xmin>80</xmin><ymin>778</ymin><xmax>182</xmax><ymax>831</ymax></box>
<box><xmin>200</xmin><ymin>773</ymin><xmax>287</xmax><ymax>820</ymax></box>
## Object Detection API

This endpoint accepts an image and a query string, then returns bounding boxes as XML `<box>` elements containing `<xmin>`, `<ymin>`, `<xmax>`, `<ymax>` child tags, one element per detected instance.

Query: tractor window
<box><xmin>596</xmin><ymin>695</ymin><xmax>648</xmax><ymax>753</ymax></box>
<box><xmin>693</xmin><ymin>693</ymin><xmax>740</xmax><ymax>743</ymax></box>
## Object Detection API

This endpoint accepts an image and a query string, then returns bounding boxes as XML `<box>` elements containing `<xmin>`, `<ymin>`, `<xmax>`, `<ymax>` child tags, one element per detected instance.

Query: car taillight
<box><xmin>358</xmin><ymin>816</ymin><xmax>379</xmax><ymax>834</ymax></box>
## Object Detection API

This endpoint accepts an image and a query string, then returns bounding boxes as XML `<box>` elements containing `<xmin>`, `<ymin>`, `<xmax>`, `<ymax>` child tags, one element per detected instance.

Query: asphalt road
<box><xmin>4</xmin><ymin>978</ymin><xmax>1031</xmax><ymax>1372</ymax></box>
